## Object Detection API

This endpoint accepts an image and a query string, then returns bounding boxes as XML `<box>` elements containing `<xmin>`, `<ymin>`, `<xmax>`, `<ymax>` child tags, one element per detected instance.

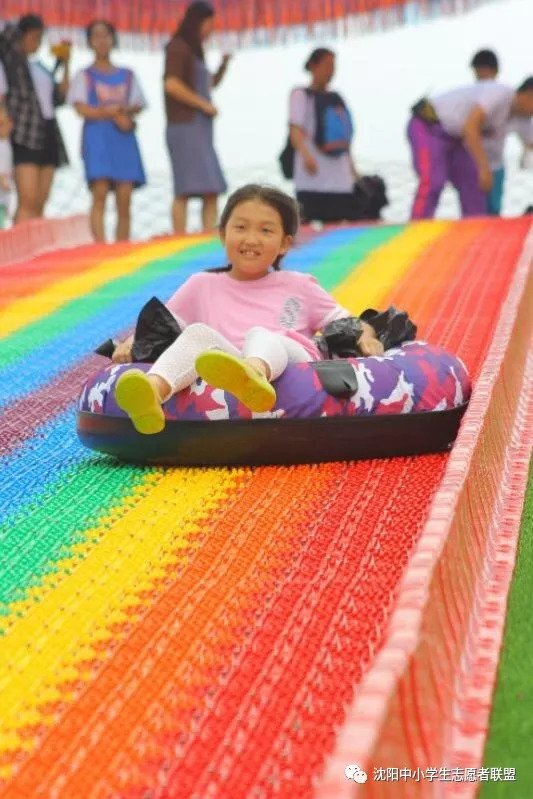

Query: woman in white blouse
<box><xmin>288</xmin><ymin>48</ymin><xmax>358</xmax><ymax>223</ymax></box>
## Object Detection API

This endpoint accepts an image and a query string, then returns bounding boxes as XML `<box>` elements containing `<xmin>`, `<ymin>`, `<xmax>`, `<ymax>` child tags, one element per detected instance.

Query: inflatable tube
<box><xmin>77</xmin><ymin>342</ymin><xmax>471</xmax><ymax>466</ymax></box>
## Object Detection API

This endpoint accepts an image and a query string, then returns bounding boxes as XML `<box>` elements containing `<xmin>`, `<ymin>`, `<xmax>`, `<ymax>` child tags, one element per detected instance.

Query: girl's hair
<box><xmin>18</xmin><ymin>14</ymin><xmax>45</xmax><ymax>35</ymax></box>
<box><xmin>209</xmin><ymin>184</ymin><xmax>300</xmax><ymax>273</ymax></box>
<box><xmin>86</xmin><ymin>19</ymin><xmax>118</xmax><ymax>48</ymax></box>
<box><xmin>304</xmin><ymin>47</ymin><xmax>334</xmax><ymax>71</ymax></box>
<box><xmin>175</xmin><ymin>1</ymin><xmax>214</xmax><ymax>61</ymax></box>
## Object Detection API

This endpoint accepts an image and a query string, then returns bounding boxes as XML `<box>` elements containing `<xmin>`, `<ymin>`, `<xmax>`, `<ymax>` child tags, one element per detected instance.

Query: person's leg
<box><xmin>90</xmin><ymin>180</ymin><xmax>110</xmax><ymax>242</ymax></box>
<box><xmin>486</xmin><ymin>168</ymin><xmax>505</xmax><ymax>216</ymax></box>
<box><xmin>172</xmin><ymin>196</ymin><xmax>187</xmax><ymax>234</ymax></box>
<box><xmin>448</xmin><ymin>142</ymin><xmax>488</xmax><ymax>217</ymax></box>
<box><xmin>407</xmin><ymin>118</ymin><xmax>447</xmax><ymax>220</ymax></box>
<box><xmin>115</xmin><ymin>323</ymin><xmax>240</xmax><ymax>433</ymax></box>
<box><xmin>195</xmin><ymin>327</ymin><xmax>312</xmax><ymax>413</ymax></box>
<box><xmin>36</xmin><ymin>166</ymin><xmax>55</xmax><ymax>216</ymax></box>
<box><xmin>13</xmin><ymin>164</ymin><xmax>41</xmax><ymax>223</ymax></box>
<box><xmin>201</xmin><ymin>193</ymin><xmax>218</xmax><ymax>231</ymax></box>
<box><xmin>242</xmin><ymin>327</ymin><xmax>312</xmax><ymax>379</ymax></box>
<box><xmin>115</xmin><ymin>182</ymin><xmax>133</xmax><ymax>241</ymax></box>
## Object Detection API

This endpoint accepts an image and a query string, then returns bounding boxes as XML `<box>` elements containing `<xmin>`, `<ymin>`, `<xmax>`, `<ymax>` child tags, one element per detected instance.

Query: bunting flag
<box><xmin>2</xmin><ymin>0</ymin><xmax>485</xmax><ymax>44</ymax></box>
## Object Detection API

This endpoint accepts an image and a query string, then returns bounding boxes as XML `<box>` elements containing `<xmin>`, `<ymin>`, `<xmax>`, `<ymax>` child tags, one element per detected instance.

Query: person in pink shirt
<box><xmin>112</xmin><ymin>184</ymin><xmax>383</xmax><ymax>433</ymax></box>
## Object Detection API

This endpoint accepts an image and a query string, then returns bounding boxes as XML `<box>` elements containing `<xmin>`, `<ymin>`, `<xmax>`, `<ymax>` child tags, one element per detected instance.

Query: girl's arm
<box><xmin>164</xmin><ymin>75</ymin><xmax>216</xmax><ymax>116</ymax></box>
<box><xmin>122</xmin><ymin>103</ymin><xmax>143</xmax><ymax>117</ymax></box>
<box><xmin>73</xmin><ymin>101</ymin><xmax>122</xmax><ymax>121</ymax></box>
<box><xmin>68</xmin><ymin>71</ymin><xmax>123</xmax><ymax>120</ymax></box>
<box><xmin>54</xmin><ymin>58</ymin><xmax>71</xmax><ymax>106</ymax></box>
<box><xmin>289</xmin><ymin>124</ymin><xmax>317</xmax><ymax>174</ymax></box>
<box><xmin>212</xmin><ymin>54</ymin><xmax>231</xmax><ymax>88</ymax></box>
<box><xmin>122</xmin><ymin>73</ymin><xmax>147</xmax><ymax>118</ymax></box>
<box><xmin>0</xmin><ymin>99</ymin><xmax>12</xmax><ymax>138</ymax></box>
<box><xmin>463</xmin><ymin>106</ymin><xmax>493</xmax><ymax>191</ymax></box>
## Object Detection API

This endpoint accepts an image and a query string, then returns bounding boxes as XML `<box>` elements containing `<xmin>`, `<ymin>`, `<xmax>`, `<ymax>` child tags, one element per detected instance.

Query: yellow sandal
<box><xmin>114</xmin><ymin>369</ymin><xmax>165</xmax><ymax>435</ymax></box>
<box><xmin>195</xmin><ymin>351</ymin><xmax>276</xmax><ymax>413</ymax></box>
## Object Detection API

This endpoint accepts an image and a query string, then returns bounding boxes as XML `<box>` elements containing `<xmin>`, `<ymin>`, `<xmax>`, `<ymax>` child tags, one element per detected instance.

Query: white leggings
<box><xmin>148</xmin><ymin>323</ymin><xmax>312</xmax><ymax>399</ymax></box>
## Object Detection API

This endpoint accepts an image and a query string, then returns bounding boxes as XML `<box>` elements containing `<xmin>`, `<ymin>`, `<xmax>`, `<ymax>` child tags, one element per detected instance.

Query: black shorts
<box><xmin>296</xmin><ymin>190</ymin><xmax>357</xmax><ymax>224</ymax></box>
<box><xmin>12</xmin><ymin>120</ymin><xmax>61</xmax><ymax>168</ymax></box>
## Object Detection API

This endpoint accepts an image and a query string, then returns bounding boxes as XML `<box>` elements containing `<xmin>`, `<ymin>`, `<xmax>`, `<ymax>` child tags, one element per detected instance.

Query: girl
<box><xmin>68</xmin><ymin>20</ymin><xmax>146</xmax><ymax>241</ymax></box>
<box><xmin>163</xmin><ymin>1</ymin><xmax>229</xmax><ymax>233</ymax></box>
<box><xmin>113</xmin><ymin>184</ymin><xmax>383</xmax><ymax>434</ymax></box>
<box><xmin>0</xmin><ymin>15</ymin><xmax>69</xmax><ymax>224</ymax></box>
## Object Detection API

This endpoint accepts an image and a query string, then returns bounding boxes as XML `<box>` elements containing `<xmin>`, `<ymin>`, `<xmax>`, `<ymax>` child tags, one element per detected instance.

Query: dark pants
<box><xmin>407</xmin><ymin>117</ymin><xmax>487</xmax><ymax>219</ymax></box>
<box><xmin>296</xmin><ymin>190</ymin><xmax>355</xmax><ymax>223</ymax></box>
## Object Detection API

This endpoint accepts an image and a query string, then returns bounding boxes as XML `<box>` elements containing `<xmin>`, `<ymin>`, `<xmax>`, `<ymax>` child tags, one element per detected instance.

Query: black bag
<box><xmin>315</xmin><ymin>316</ymin><xmax>365</xmax><ymax>360</ymax></box>
<box><xmin>95</xmin><ymin>297</ymin><xmax>182</xmax><ymax>363</ymax></box>
<box><xmin>316</xmin><ymin>307</ymin><xmax>417</xmax><ymax>359</ymax></box>
<box><xmin>360</xmin><ymin>306</ymin><xmax>417</xmax><ymax>351</ymax></box>
<box><xmin>279</xmin><ymin>135</ymin><xmax>295</xmax><ymax>179</ymax></box>
<box><xmin>352</xmin><ymin>175</ymin><xmax>388</xmax><ymax>220</ymax></box>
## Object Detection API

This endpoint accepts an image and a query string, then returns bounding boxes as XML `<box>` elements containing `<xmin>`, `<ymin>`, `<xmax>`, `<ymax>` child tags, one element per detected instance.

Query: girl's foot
<box><xmin>114</xmin><ymin>369</ymin><xmax>165</xmax><ymax>434</ymax></box>
<box><xmin>195</xmin><ymin>351</ymin><xmax>277</xmax><ymax>413</ymax></box>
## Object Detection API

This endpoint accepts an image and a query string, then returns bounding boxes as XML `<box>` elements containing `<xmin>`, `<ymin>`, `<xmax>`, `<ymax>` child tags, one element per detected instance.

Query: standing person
<box><xmin>408</xmin><ymin>78</ymin><xmax>533</xmax><ymax>219</ymax></box>
<box><xmin>68</xmin><ymin>20</ymin><xmax>147</xmax><ymax>242</ymax></box>
<box><xmin>164</xmin><ymin>1</ymin><xmax>229</xmax><ymax>234</ymax></box>
<box><xmin>470</xmin><ymin>49</ymin><xmax>504</xmax><ymax>214</ymax></box>
<box><xmin>470</xmin><ymin>49</ymin><xmax>533</xmax><ymax>216</ymax></box>
<box><xmin>0</xmin><ymin>15</ymin><xmax>69</xmax><ymax>224</ymax></box>
<box><xmin>0</xmin><ymin>61</ymin><xmax>13</xmax><ymax>228</ymax></box>
<box><xmin>288</xmin><ymin>48</ymin><xmax>357</xmax><ymax>224</ymax></box>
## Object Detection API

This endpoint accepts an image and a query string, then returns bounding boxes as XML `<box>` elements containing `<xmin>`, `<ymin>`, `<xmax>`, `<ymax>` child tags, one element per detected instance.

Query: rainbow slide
<box><xmin>0</xmin><ymin>217</ymin><xmax>531</xmax><ymax>798</ymax></box>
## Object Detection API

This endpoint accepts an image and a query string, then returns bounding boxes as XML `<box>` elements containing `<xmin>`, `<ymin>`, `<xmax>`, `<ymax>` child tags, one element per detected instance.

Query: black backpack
<box><xmin>351</xmin><ymin>175</ymin><xmax>388</xmax><ymax>220</ymax></box>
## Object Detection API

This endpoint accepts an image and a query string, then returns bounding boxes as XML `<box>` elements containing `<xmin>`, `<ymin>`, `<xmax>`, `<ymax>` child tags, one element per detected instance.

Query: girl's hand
<box><xmin>201</xmin><ymin>101</ymin><xmax>218</xmax><ymax>117</ymax></box>
<box><xmin>102</xmin><ymin>104</ymin><xmax>123</xmax><ymax>120</ymax></box>
<box><xmin>303</xmin><ymin>153</ymin><xmax>318</xmax><ymax>174</ymax></box>
<box><xmin>112</xmin><ymin>340</ymin><xmax>133</xmax><ymax>364</ymax></box>
<box><xmin>358</xmin><ymin>334</ymin><xmax>384</xmax><ymax>357</ymax></box>
<box><xmin>114</xmin><ymin>112</ymin><xmax>135</xmax><ymax>132</ymax></box>
<box><xmin>478</xmin><ymin>165</ymin><xmax>493</xmax><ymax>192</ymax></box>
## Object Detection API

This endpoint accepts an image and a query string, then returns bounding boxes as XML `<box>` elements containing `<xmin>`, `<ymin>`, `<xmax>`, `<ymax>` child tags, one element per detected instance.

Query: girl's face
<box><xmin>90</xmin><ymin>24</ymin><xmax>114</xmax><ymax>58</ymax></box>
<box><xmin>221</xmin><ymin>199</ymin><xmax>292</xmax><ymax>281</ymax></box>
<box><xmin>311</xmin><ymin>53</ymin><xmax>335</xmax><ymax>85</ymax></box>
<box><xmin>21</xmin><ymin>29</ymin><xmax>43</xmax><ymax>56</ymax></box>
<box><xmin>200</xmin><ymin>17</ymin><xmax>215</xmax><ymax>41</ymax></box>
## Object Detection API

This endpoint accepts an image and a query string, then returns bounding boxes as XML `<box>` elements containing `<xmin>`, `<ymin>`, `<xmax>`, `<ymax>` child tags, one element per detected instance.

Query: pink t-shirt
<box><xmin>166</xmin><ymin>270</ymin><xmax>349</xmax><ymax>358</ymax></box>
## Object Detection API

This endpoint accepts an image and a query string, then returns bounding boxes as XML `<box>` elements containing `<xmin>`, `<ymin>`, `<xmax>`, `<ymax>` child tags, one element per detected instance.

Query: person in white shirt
<box><xmin>470</xmin><ymin>50</ymin><xmax>533</xmax><ymax>215</ymax></box>
<box><xmin>408</xmin><ymin>77</ymin><xmax>533</xmax><ymax>219</ymax></box>
<box><xmin>288</xmin><ymin>48</ymin><xmax>358</xmax><ymax>223</ymax></box>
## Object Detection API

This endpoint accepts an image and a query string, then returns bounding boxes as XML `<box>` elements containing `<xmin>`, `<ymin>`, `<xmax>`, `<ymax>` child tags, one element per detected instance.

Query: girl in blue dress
<box><xmin>68</xmin><ymin>20</ymin><xmax>146</xmax><ymax>241</ymax></box>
